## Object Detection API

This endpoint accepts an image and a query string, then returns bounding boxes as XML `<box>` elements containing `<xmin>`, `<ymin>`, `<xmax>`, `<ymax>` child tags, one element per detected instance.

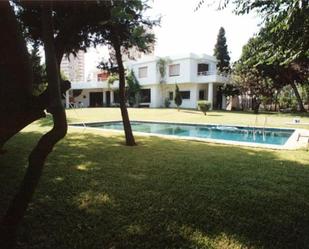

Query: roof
<box><xmin>125</xmin><ymin>53</ymin><xmax>217</xmax><ymax>66</ymax></box>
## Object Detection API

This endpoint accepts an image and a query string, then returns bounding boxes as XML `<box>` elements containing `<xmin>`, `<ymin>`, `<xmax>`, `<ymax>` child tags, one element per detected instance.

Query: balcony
<box><xmin>196</xmin><ymin>71</ymin><xmax>229</xmax><ymax>84</ymax></box>
<box><xmin>71</xmin><ymin>80</ymin><xmax>119</xmax><ymax>90</ymax></box>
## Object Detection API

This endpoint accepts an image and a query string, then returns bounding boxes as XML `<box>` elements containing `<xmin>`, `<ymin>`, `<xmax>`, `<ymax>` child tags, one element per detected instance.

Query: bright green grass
<box><xmin>1</xmin><ymin>108</ymin><xmax>309</xmax><ymax>249</ymax></box>
<box><xmin>63</xmin><ymin>107</ymin><xmax>309</xmax><ymax>129</ymax></box>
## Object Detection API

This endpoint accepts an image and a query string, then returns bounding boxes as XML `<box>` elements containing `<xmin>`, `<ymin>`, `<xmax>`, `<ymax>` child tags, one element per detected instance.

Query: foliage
<box><xmin>198</xmin><ymin>0</ymin><xmax>309</xmax><ymax>112</ymax></box>
<box><xmin>156</xmin><ymin>57</ymin><xmax>171</xmax><ymax>83</ymax></box>
<box><xmin>278</xmin><ymin>85</ymin><xmax>299</xmax><ymax>111</ymax></box>
<box><xmin>29</xmin><ymin>41</ymin><xmax>47</xmax><ymax>96</ymax></box>
<box><xmin>174</xmin><ymin>84</ymin><xmax>182</xmax><ymax>110</ymax></box>
<box><xmin>97</xmin><ymin>58</ymin><xmax>119</xmax><ymax>74</ymax></box>
<box><xmin>196</xmin><ymin>0</ymin><xmax>309</xmax><ymax>67</ymax></box>
<box><xmin>232</xmin><ymin>37</ymin><xmax>279</xmax><ymax>114</ymax></box>
<box><xmin>16</xmin><ymin>1</ymin><xmax>111</xmax><ymax>61</ymax></box>
<box><xmin>197</xmin><ymin>100</ymin><xmax>212</xmax><ymax>115</ymax></box>
<box><xmin>107</xmin><ymin>73</ymin><xmax>119</xmax><ymax>85</ymax></box>
<box><xmin>94</xmin><ymin>1</ymin><xmax>158</xmax><ymax>54</ymax></box>
<box><xmin>164</xmin><ymin>97</ymin><xmax>171</xmax><ymax>108</ymax></box>
<box><xmin>221</xmin><ymin>84</ymin><xmax>240</xmax><ymax>97</ymax></box>
<box><xmin>235</xmin><ymin>17</ymin><xmax>308</xmax><ymax>110</ymax></box>
<box><xmin>126</xmin><ymin>70</ymin><xmax>141</xmax><ymax>107</ymax></box>
<box><xmin>300</xmin><ymin>84</ymin><xmax>309</xmax><ymax>105</ymax></box>
<box><xmin>60</xmin><ymin>70</ymin><xmax>68</xmax><ymax>81</ymax></box>
<box><xmin>213</xmin><ymin>27</ymin><xmax>230</xmax><ymax>74</ymax></box>
<box><xmin>234</xmin><ymin>38</ymin><xmax>277</xmax><ymax>91</ymax></box>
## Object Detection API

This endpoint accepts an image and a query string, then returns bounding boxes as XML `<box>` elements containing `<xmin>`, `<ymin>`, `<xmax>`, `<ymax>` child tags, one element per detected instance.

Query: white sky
<box><xmin>85</xmin><ymin>0</ymin><xmax>261</xmax><ymax>76</ymax></box>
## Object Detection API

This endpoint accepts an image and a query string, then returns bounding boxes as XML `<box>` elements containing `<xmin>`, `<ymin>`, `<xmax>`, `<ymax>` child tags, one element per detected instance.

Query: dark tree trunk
<box><xmin>0</xmin><ymin>4</ymin><xmax>67</xmax><ymax>248</ymax></box>
<box><xmin>252</xmin><ymin>97</ymin><xmax>260</xmax><ymax>114</ymax></box>
<box><xmin>112</xmin><ymin>38</ymin><xmax>136</xmax><ymax>146</ymax></box>
<box><xmin>290</xmin><ymin>81</ymin><xmax>306</xmax><ymax>112</ymax></box>
<box><xmin>0</xmin><ymin>0</ymin><xmax>33</xmax><ymax>97</ymax></box>
<box><xmin>0</xmin><ymin>0</ymin><xmax>34</xmax><ymax>151</ymax></box>
<box><xmin>0</xmin><ymin>0</ymin><xmax>68</xmax><ymax>151</ymax></box>
<box><xmin>274</xmin><ymin>91</ymin><xmax>279</xmax><ymax>112</ymax></box>
<box><xmin>0</xmin><ymin>109</ymin><xmax>45</xmax><ymax>148</ymax></box>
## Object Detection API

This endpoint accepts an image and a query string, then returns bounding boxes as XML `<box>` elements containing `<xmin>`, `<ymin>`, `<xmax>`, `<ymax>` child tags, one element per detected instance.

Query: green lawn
<box><xmin>64</xmin><ymin>107</ymin><xmax>309</xmax><ymax>129</ymax></box>
<box><xmin>1</xmin><ymin>108</ymin><xmax>309</xmax><ymax>249</ymax></box>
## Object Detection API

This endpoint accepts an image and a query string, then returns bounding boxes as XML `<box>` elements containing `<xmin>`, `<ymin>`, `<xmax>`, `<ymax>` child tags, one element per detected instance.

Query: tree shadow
<box><xmin>1</xmin><ymin>131</ymin><xmax>309</xmax><ymax>249</ymax></box>
<box><xmin>34</xmin><ymin>114</ymin><xmax>77</xmax><ymax>127</ymax></box>
<box><xmin>180</xmin><ymin>110</ymin><xmax>223</xmax><ymax>117</ymax></box>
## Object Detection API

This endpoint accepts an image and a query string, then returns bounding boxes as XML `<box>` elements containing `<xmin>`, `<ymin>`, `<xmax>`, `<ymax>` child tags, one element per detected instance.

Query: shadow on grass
<box><xmin>180</xmin><ymin>110</ymin><xmax>223</xmax><ymax>117</ymax></box>
<box><xmin>1</xmin><ymin>131</ymin><xmax>309</xmax><ymax>249</ymax></box>
<box><xmin>35</xmin><ymin>114</ymin><xmax>77</xmax><ymax>127</ymax></box>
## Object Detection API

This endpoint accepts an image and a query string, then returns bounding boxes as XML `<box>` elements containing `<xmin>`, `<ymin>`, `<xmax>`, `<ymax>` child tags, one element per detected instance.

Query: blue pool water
<box><xmin>73</xmin><ymin>121</ymin><xmax>295</xmax><ymax>146</ymax></box>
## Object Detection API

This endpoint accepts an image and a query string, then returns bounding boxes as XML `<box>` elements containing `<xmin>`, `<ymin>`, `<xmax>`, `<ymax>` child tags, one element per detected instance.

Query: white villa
<box><xmin>65</xmin><ymin>53</ymin><xmax>230</xmax><ymax>109</ymax></box>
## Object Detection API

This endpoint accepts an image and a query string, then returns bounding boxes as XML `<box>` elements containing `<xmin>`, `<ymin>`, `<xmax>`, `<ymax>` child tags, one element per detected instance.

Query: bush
<box><xmin>197</xmin><ymin>100</ymin><xmax>211</xmax><ymax>115</ymax></box>
<box><xmin>174</xmin><ymin>84</ymin><xmax>182</xmax><ymax>110</ymax></box>
<box><xmin>164</xmin><ymin>97</ymin><xmax>171</xmax><ymax>108</ymax></box>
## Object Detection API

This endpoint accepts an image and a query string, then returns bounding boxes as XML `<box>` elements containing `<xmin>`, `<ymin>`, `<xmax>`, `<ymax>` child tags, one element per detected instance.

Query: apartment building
<box><xmin>60</xmin><ymin>50</ymin><xmax>85</xmax><ymax>82</ymax></box>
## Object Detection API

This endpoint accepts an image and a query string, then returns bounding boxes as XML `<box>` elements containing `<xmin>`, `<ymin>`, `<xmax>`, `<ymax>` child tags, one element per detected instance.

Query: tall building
<box><xmin>60</xmin><ymin>50</ymin><xmax>85</xmax><ymax>82</ymax></box>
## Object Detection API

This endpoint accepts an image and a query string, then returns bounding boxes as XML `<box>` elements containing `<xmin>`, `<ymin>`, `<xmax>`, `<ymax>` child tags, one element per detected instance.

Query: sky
<box><xmin>84</xmin><ymin>0</ymin><xmax>261</xmax><ymax>77</ymax></box>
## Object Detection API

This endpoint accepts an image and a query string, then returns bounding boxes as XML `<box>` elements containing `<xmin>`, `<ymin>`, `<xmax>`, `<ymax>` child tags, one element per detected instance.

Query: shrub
<box><xmin>174</xmin><ymin>84</ymin><xmax>182</xmax><ymax>111</ymax></box>
<box><xmin>197</xmin><ymin>100</ymin><xmax>211</xmax><ymax>115</ymax></box>
<box><xmin>164</xmin><ymin>97</ymin><xmax>171</xmax><ymax>108</ymax></box>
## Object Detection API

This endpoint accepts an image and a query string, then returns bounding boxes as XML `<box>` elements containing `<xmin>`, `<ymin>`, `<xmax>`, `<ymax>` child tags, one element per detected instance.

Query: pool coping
<box><xmin>69</xmin><ymin>120</ymin><xmax>308</xmax><ymax>150</ymax></box>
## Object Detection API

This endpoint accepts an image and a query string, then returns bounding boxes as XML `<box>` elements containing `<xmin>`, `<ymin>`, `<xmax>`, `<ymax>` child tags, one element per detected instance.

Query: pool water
<box><xmin>72</xmin><ymin>121</ymin><xmax>295</xmax><ymax>146</ymax></box>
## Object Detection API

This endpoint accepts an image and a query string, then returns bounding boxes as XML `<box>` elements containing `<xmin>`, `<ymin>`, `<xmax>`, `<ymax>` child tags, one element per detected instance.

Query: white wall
<box><xmin>163</xmin><ymin>83</ymin><xmax>199</xmax><ymax>109</ymax></box>
<box><xmin>73</xmin><ymin>89</ymin><xmax>92</xmax><ymax>107</ymax></box>
<box><xmin>150</xmin><ymin>85</ymin><xmax>162</xmax><ymax>107</ymax></box>
<box><xmin>132</xmin><ymin>61</ymin><xmax>159</xmax><ymax>85</ymax></box>
<box><xmin>127</xmin><ymin>54</ymin><xmax>220</xmax><ymax>87</ymax></box>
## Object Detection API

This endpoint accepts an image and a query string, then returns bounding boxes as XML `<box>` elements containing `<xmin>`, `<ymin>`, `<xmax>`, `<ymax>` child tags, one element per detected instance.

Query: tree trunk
<box><xmin>252</xmin><ymin>97</ymin><xmax>260</xmax><ymax>114</ymax></box>
<box><xmin>290</xmin><ymin>81</ymin><xmax>306</xmax><ymax>112</ymax></box>
<box><xmin>0</xmin><ymin>0</ymin><xmax>69</xmax><ymax>151</ymax></box>
<box><xmin>0</xmin><ymin>109</ymin><xmax>45</xmax><ymax>148</ymax></box>
<box><xmin>274</xmin><ymin>92</ymin><xmax>279</xmax><ymax>112</ymax></box>
<box><xmin>0</xmin><ymin>0</ymin><xmax>34</xmax><ymax>151</ymax></box>
<box><xmin>0</xmin><ymin>4</ymin><xmax>68</xmax><ymax>248</ymax></box>
<box><xmin>113</xmin><ymin>38</ymin><xmax>136</xmax><ymax>146</ymax></box>
<box><xmin>0</xmin><ymin>0</ymin><xmax>33</xmax><ymax>97</ymax></box>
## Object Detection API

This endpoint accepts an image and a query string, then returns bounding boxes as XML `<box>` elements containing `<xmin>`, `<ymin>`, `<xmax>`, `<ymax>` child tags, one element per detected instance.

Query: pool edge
<box><xmin>68</xmin><ymin>120</ymin><xmax>308</xmax><ymax>150</ymax></box>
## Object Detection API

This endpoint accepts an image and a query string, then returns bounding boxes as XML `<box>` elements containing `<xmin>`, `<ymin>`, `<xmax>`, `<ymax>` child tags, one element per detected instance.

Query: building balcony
<box><xmin>196</xmin><ymin>71</ymin><xmax>229</xmax><ymax>84</ymax></box>
<box><xmin>70</xmin><ymin>80</ymin><xmax>119</xmax><ymax>90</ymax></box>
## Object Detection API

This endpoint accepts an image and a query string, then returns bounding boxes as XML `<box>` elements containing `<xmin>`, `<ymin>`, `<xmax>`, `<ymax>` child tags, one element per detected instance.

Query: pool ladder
<box><xmin>63</xmin><ymin>94</ymin><xmax>86</xmax><ymax>130</ymax></box>
<box><xmin>252</xmin><ymin>116</ymin><xmax>268</xmax><ymax>141</ymax></box>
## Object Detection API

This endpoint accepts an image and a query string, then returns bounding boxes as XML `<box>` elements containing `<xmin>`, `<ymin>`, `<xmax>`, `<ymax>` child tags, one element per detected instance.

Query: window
<box><xmin>199</xmin><ymin>90</ymin><xmax>205</xmax><ymax>100</ymax></box>
<box><xmin>169</xmin><ymin>91</ymin><xmax>174</xmax><ymax>101</ymax></box>
<box><xmin>138</xmin><ymin>66</ymin><xmax>148</xmax><ymax>78</ymax></box>
<box><xmin>180</xmin><ymin>91</ymin><xmax>190</xmax><ymax>100</ymax></box>
<box><xmin>197</xmin><ymin>63</ymin><xmax>209</xmax><ymax>75</ymax></box>
<box><xmin>169</xmin><ymin>64</ymin><xmax>180</xmax><ymax>77</ymax></box>
<box><xmin>140</xmin><ymin>89</ymin><xmax>151</xmax><ymax>103</ymax></box>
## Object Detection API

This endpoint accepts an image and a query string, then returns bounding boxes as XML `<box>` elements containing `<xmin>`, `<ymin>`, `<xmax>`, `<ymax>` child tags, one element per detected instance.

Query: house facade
<box><xmin>65</xmin><ymin>53</ymin><xmax>229</xmax><ymax>109</ymax></box>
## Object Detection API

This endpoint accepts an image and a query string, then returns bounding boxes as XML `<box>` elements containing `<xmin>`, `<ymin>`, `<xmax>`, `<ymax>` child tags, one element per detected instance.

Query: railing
<box><xmin>197</xmin><ymin>71</ymin><xmax>215</xmax><ymax>76</ymax></box>
<box><xmin>197</xmin><ymin>71</ymin><xmax>229</xmax><ymax>77</ymax></box>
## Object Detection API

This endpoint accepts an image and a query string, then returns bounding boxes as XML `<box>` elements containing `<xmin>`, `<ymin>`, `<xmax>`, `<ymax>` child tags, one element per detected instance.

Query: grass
<box><xmin>63</xmin><ymin>107</ymin><xmax>309</xmax><ymax>129</ymax></box>
<box><xmin>1</xmin><ymin>108</ymin><xmax>309</xmax><ymax>249</ymax></box>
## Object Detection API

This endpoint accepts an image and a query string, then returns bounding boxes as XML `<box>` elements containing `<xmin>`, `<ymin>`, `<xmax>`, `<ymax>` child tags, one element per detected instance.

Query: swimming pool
<box><xmin>71</xmin><ymin>121</ymin><xmax>295</xmax><ymax>147</ymax></box>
